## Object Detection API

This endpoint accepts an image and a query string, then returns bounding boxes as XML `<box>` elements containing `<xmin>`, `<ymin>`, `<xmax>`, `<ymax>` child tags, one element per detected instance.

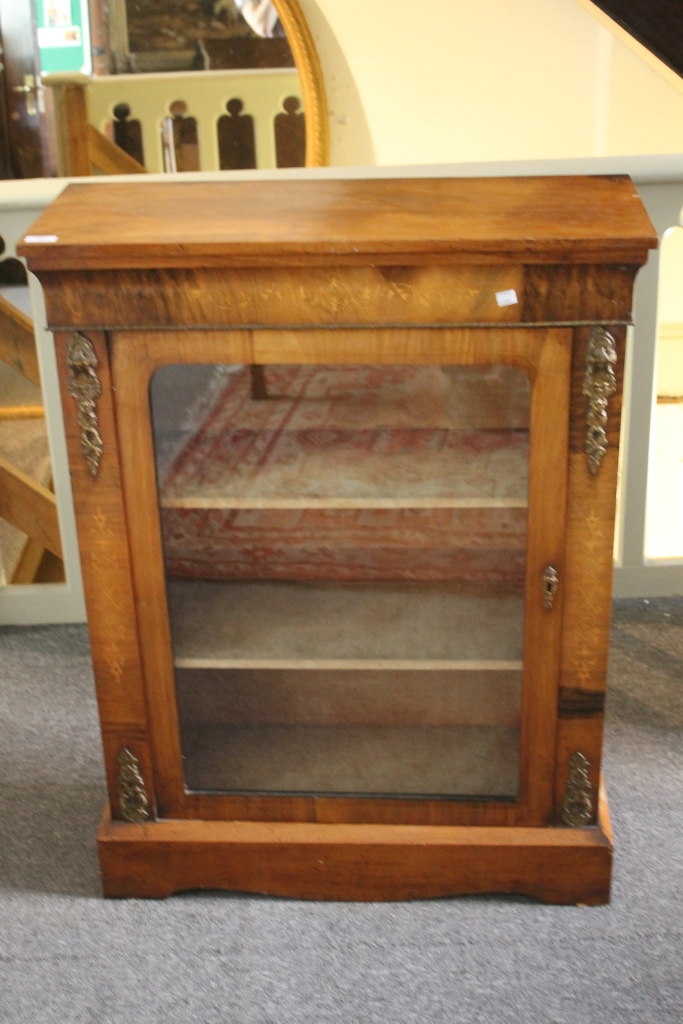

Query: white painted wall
<box><xmin>658</xmin><ymin>230</ymin><xmax>683</xmax><ymax>325</ymax></box>
<box><xmin>298</xmin><ymin>0</ymin><xmax>683</xmax><ymax>166</ymax></box>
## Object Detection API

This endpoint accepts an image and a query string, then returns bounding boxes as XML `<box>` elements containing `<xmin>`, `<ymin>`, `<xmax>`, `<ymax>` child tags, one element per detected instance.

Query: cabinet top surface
<box><xmin>19</xmin><ymin>175</ymin><xmax>657</xmax><ymax>271</ymax></box>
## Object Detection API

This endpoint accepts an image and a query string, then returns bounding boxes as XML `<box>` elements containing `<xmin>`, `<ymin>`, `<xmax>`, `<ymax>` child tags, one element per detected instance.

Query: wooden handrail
<box><xmin>0</xmin><ymin>406</ymin><xmax>44</xmax><ymax>419</ymax></box>
<box><xmin>0</xmin><ymin>294</ymin><xmax>40</xmax><ymax>385</ymax></box>
<box><xmin>43</xmin><ymin>73</ymin><xmax>91</xmax><ymax>176</ymax></box>
<box><xmin>0</xmin><ymin>455</ymin><xmax>62</xmax><ymax>559</ymax></box>
<box><xmin>42</xmin><ymin>73</ymin><xmax>147</xmax><ymax>176</ymax></box>
<box><xmin>87</xmin><ymin>124</ymin><xmax>147</xmax><ymax>175</ymax></box>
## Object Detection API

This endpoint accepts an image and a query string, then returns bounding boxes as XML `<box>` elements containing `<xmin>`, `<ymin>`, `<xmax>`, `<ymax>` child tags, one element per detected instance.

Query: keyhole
<box><xmin>542</xmin><ymin>566</ymin><xmax>559</xmax><ymax>610</ymax></box>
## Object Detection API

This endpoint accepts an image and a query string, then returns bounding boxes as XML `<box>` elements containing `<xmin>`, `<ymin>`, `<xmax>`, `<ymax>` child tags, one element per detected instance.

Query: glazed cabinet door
<box><xmin>111</xmin><ymin>326</ymin><xmax>572</xmax><ymax>826</ymax></box>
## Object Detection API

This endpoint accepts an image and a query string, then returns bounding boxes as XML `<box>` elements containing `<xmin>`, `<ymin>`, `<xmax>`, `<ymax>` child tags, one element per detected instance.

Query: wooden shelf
<box><xmin>162</xmin><ymin>496</ymin><xmax>528</xmax><ymax>510</ymax></box>
<box><xmin>160</xmin><ymin>502</ymin><xmax>528</xmax><ymax>587</ymax></box>
<box><xmin>159</xmin><ymin>432</ymin><xmax>529</xmax><ymax>510</ymax></box>
<box><xmin>175</xmin><ymin>666</ymin><xmax>522</xmax><ymax>727</ymax></box>
<box><xmin>179</xmin><ymin>723</ymin><xmax>520</xmax><ymax>797</ymax></box>
<box><xmin>167</xmin><ymin>579</ymin><xmax>525</xmax><ymax>666</ymax></box>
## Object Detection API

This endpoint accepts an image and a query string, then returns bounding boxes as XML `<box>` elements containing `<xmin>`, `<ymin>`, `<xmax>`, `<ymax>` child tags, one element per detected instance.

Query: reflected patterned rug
<box><xmin>160</xmin><ymin>364</ymin><xmax>530</xmax><ymax>583</ymax></box>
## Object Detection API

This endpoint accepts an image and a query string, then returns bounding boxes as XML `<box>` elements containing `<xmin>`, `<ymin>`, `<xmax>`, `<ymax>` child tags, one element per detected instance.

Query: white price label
<box><xmin>495</xmin><ymin>289</ymin><xmax>518</xmax><ymax>307</ymax></box>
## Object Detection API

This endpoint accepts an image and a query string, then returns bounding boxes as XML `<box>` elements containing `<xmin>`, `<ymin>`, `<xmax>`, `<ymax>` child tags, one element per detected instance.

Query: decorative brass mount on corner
<box><xmin>542</xmin><ymin>566</ymin><xmax>559</xmax><ymax>610</ymax></box>
<box><xmin>583</xmin><ymin>326</ymin><xmax>617</xmax><ymax>476</ymax></box>
<box><xmin>561</xmin><ymin>751</ymin><xmax>593</xmax><ymax>827</ymax></box>
<box><xmin>66</xmin><ymin>332</ymin><xmax>103</xmax><ymax>476</ymax></box>
<box><xmin>116</xmin><ymin>748</ymin><xmax>150</xmax><ymax>823</ymax></box>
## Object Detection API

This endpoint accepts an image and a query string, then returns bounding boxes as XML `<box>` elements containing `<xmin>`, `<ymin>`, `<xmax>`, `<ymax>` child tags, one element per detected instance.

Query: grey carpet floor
<box><xmin>1</xmin><ymin>597</ymin><xmax>682</xmax><ymax>1023</ymax></box>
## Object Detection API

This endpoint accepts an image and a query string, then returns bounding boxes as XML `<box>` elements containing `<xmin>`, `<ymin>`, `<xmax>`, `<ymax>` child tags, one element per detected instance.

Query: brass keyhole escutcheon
<box><xmin>542</xmin><ymin>566</ymin><xmax>559</xmax><ymax>610</ymax></box>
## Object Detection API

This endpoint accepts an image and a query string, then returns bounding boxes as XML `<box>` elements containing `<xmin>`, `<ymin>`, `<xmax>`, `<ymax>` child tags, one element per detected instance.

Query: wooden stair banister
<box><xmin>0</xmin><ymin>455</ymin><xmax>62</xmax><ymax>560</ymax></box>
<box><xmin>42</xmin><ymin>73</ymin><xmax>91</xmax><ymax>176</ymax></box>
<box><xmin>42</xmin><ymin>73</ymin><xmax>147</xmax><ymax>177</ymax></box>
<box><xmin>0</xmin><ymin>294</ymin><xmax>65</xmax><ymax>580</ymax></box>
<box><xmin>86</xmin><ymin>124</ymin><xmax>147</xmax><ymax>175</ymax></box>
<box><xmin>0</xmin><ymin>294</ymin><xmax>41</xmax><ymax>386</ymax></box>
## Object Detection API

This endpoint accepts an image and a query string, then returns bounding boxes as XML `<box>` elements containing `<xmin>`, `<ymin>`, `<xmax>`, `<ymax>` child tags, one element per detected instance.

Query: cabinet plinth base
<box><xmin>97</xmin><ymin>796</ymin><xmax>613</xmax><ymax>904</ymax></box>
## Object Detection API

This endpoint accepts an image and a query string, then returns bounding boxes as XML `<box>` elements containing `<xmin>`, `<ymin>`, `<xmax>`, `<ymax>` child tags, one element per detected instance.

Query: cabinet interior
<box><xmin>149</xmin><ymin>361</ymin><xmax>530</xmax><ymax>799</ymax></box>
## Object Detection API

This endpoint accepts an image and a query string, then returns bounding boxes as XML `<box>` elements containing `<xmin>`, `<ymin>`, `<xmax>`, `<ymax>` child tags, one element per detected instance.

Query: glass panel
<box><xmin>150</xmin><ymin>362</ymin><xmax>531</xmax><ymax>799</ymax></box>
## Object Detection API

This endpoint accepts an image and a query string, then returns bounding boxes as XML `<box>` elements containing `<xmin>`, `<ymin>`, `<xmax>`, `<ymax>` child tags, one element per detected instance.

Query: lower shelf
<box><xmin>97</xmin><ymin>786</ymin><xmax>613</xmax><ymax>903</ymax></box>
<box><xmin>176</xmin><ymin>665</ymin><xmax>522</xmax><ymax>797</ymax></box>
<box><xmin>168</xmin><ymin>579</ymin><xmax>524</xmax><ymax>664</ymax></box>
<box><xmin>180</xmin><ymin>723</ymin><xmax>520</xmax><ymax>796</ymax></box>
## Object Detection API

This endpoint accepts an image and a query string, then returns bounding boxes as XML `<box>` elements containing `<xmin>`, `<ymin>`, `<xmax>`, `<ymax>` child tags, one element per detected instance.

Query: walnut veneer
<box><xmin>19</xmin><ymin>175</ymin><xmax>657</xmax><ymax>902</ymax></box>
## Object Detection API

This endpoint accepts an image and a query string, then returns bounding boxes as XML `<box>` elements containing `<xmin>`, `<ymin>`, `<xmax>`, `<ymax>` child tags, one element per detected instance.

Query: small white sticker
<box><xmin>23</xmin><ymin>234</ymin><xmax>59</xmax><ymax>243</ymax></box>
<box><xmin>495</xmin><ymin>288</ymin><xmax>518</xmax><ymax>307</ymax></box>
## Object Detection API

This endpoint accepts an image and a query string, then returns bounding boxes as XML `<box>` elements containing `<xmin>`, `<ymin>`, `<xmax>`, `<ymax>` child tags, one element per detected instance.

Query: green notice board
<box><xmin>36</xmin><ymin>0</ymin><xmax>91</xmax><ymax>75</ymax></box>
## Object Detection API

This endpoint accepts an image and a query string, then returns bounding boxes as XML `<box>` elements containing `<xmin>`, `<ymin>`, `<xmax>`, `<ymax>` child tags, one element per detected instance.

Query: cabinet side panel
<box><xmin>555</xmin><ymin>326</ymin><xmax>626</xmax><ymax>822</ymax></box>
<box><xmin>53</xmin><ymin>330</ymin><xmax>157</xmax><ymax>821</ymax></box>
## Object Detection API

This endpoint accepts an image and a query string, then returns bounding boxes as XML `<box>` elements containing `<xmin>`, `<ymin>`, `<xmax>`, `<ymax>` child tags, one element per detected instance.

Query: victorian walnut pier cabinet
<box><xmin>19</xmin><ymin>176</ymin><xmax>657</xmax><ymax>902</ymax></box>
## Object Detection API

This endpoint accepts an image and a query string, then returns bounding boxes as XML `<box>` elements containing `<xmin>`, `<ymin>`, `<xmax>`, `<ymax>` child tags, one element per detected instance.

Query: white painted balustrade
<box><xmin>46</xmin><ymin>69</ymin><xmax>303</xmax><ymax>173</ymax></box>
<box><xmin>91</xmin><ymin>69</ymin><xmax>302</xmax><ymax>172</ymax></box>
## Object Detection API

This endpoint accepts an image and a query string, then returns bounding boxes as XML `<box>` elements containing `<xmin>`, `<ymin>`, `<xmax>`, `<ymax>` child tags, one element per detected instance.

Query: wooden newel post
<box><xmin>41</xmin><ymin>73</ymin><xmax>92</xmax><ymax>177</ymax></box>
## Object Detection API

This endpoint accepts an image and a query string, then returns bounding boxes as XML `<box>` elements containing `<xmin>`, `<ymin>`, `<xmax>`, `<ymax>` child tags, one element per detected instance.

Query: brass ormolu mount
<box><xmin>583</xmin><ymin>326</ymin><xmax>617</xmax><ymax>477</ymax></box>
<box><xmin>66</xmin><ymin>331</ymin><xmax>103</xmax><ymax>476</ymax></box>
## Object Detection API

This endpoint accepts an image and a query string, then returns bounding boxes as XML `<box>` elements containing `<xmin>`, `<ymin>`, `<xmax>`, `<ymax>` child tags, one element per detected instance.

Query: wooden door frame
<box><xmin>0</xmin><ymin>0</ymin><xmax>57</xmax><ymax>177</ymax></box>
<box><xmin>0</xmin><ymin>21</ymin><xmax>14</xmax><ymax>178</ymax></box>
<box><xmin>110</xmin><ymin>325</ymin><xmax>572</xmax><ymax>828</ymax></box>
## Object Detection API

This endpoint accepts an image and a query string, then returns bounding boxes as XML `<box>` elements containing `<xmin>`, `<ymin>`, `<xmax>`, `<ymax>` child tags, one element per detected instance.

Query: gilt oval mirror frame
<box><xmin>52</xmin><ymin>0</ymin><xmax>329</xmax><ymax>170</ymax></box>
<box><xmin>270</xmin><ymin>0</ymin><xmax>329</xmax><ymax>166</ymax></box>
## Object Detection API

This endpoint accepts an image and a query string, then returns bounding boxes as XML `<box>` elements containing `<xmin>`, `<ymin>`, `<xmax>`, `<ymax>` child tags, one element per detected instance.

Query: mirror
<box><xmin>119</xmin><ymin>0</ymin><xmax>328</xmax><ymax>167</ymax></box>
